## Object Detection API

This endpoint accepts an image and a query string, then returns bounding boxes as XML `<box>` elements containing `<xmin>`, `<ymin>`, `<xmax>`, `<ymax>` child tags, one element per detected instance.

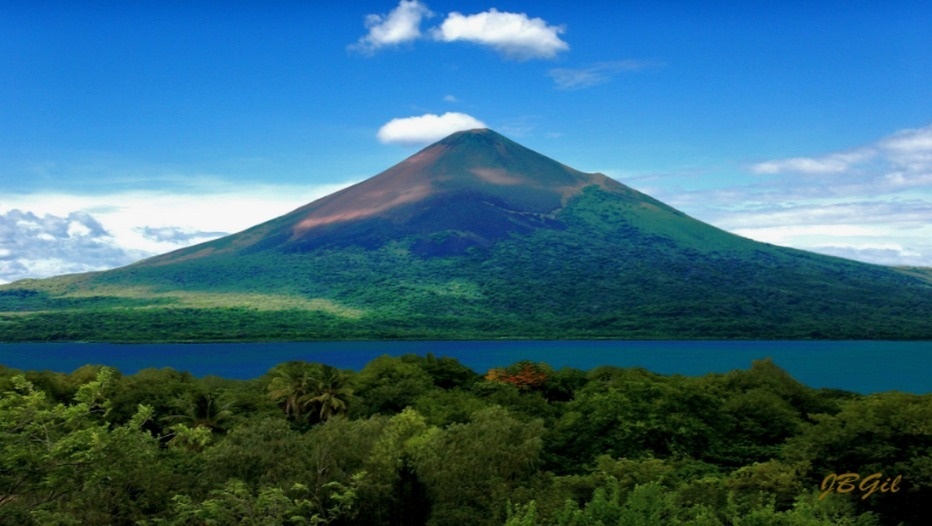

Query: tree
<box><xmin>308</xmin><ymin>365</ymin><xmax>353</xmax><ymax>422</ymax></box>
<box><xmin>352</xmin><ymin>355</ymin><xmax>434</xmax><ymax>416</ymax></box>
<box><xmin>202</xmin><ymin>417</ymin><xmax>308</xmax><ymax>489</ymax></box>
<box><xmin>267</xmin><ymin>361</ymin><xmax>319</xmax><ymax>421</ymax></box>
<box><xmin>167</xmin><ymin>389</ymin><xmax>235</xmax><ymax>432</ymax></box>
<box><xmin>153</xmin><ymin>479</ymin><xmax>359</xmax><ymax>526</ymax></box>
<box><xmin>783</xmin><ymin>391</ymin><xmax>932</xmax><ymax>525</ymax></box>
<box><xmin>1</xmin><ymin>371</ymin><xmax>112</xmax><ymax>521</ymax></box>
<box><xmin>419</xmin><ymin>353</ymin><xmax>479</xmax><ymax>390</ymax></box>
<box><xmin>109</xmin><ymin>367</ymin><xmax>199</xmax><ymax>432</ymax></box>
<box><xmin>0</xmin><ymin>369</ymin><xmax>172</xmax><ymax>525</ymax></box>
<box><xmin>357</xmin><ymin>408</ymin><xmax>433</xmax><ymax>525</ymax></box>
<box><xmin>485</xmin><ymin>361</ymin><xmax>550</xmax><ymax>391</ymax></box>
<box><xmin>266</xmin><ymin>362</ymin><xmax>353</xmax><ymax>424</ymax></box>
<box><xmin>547</xmin><ymin>370</ymin><xmax>723</xmax><ymax>469</ymax></box>
<box><xmin>412</xmin><ymin>406</ymin><xmax>544</xmax><ymax>525</ymax></box>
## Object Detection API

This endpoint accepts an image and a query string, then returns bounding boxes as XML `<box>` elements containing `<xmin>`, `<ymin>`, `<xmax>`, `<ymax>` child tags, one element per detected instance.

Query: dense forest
<box><xmin>1</xmin><ymin>354</ymin><xmax>929</xmax><ymax>525</ymax></box>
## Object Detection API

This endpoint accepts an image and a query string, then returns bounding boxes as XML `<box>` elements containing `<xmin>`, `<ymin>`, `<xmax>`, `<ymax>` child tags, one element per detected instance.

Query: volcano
<box><xmin>2</xmin><ymin>129</ymin><xmax>931</xmax><ymax>341</ymax></box>
<box><xmin>146</xmin><ymin>128</ymin><xmax>637</xmax><ymax>261</ymax></box>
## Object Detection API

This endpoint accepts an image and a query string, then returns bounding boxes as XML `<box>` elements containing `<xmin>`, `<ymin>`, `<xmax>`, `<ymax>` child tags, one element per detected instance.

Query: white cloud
<box><xmin>881</xmin><ymin>125</ymin><xmax>932</xmax><ymax>154</ymax></box>
<box><xmin>747</xmin><ymin>125</ymin><xmax>932</xmax><ymax>199</ymax></box>
<box><xmin>879</xmin><ymin>125</ymin><xmax>932</xmax><ymax>177</ymax></box>
<box><xmin>728</xmin><ymin>220</ymin><xmax>932</xmax><ymax>268</ymax></box>
<box><xmin>350</xmin><ymin>0</ymin><xmax>433</xmax><ymax>54</ymax></box>
<box><xmin>751</xmin><ymin>149</ymin><xmax>876</xmax><ymax>175</ymax></box>
<box><xmin>349</xmin><ymin>3</ymin><xmax>568</xmax><ymax>61</ymax></box>
<box><xmin>138</xmin><ymin>226</ymin><xmax>227</xmax><ymax>244</ymax></box>
<box><xmin>751</xmin><ymin>125</ymin><xmax>932</xmax><ymax>181</ymax></box>
<box><xmin>807</xmin><ymin>245</ymin><xmax>927</xmax><ymax>267</ymax></box>
<box><xmin>549</xmin><ymin>60</ymin><xmax>658</xmax><ymax>90</ymax></box>
<box><xmin>0</xmin><ymin>182</ymin><xmax>354</xmax><ymax>284</ymax></box>
<box><xmin>659</xmin><ymin>196</ymin><xmax>932</xmax><ymax>267</ymax></box>
<box><xmin>646</xmin><ymin>124</ymin><xmax>932</xmax><ymax>267</ymax></box>
<box><xmin>713</xmin><ymin>200</ymin><xmax>932</xmax><ymax>230</ymax></box>
<box><xmin>377</xmin><ymin>112</ymin><xmax>487</xmax><ymax>146</ymax></box>
<box><xmin>0</xmin><ymin>209</ymin><xmax>141</xmax><ymax>284</ymax></box>
<box><xmin>432</xmin><ymin>8</ymin><xmax>568</xmax><ymax>60</ymax></box>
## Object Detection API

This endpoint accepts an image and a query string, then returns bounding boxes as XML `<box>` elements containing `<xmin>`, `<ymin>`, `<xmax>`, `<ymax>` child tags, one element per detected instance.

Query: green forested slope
<box><xmin>2</xmin><ymin>187</ymin><xmax>931</xmax><ymax>341</ymax></box>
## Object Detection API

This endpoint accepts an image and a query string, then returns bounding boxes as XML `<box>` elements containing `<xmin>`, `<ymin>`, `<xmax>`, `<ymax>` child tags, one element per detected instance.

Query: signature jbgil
<box><xmin>820</xmin><ymin>472</ymin><xmax>903</xmax><ymax>500</ymax></box>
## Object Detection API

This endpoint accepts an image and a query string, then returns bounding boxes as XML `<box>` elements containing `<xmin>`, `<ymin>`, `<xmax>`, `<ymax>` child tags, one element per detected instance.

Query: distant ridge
<box><xmin>2</xmin><ymin>129</ymin><xmax>931</xmax><ymax>341</ymax></box>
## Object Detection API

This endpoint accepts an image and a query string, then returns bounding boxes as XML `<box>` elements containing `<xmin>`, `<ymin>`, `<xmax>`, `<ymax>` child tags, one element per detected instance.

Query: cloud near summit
<box><xmin>351</xmin><ymin>1</ymin><xmax>568</xmax><ymax>60</ymax></box>
<box><xmin>377</xmin><ymin>112</ymin><xmax>487</xmax><ymax>146</ymax></box>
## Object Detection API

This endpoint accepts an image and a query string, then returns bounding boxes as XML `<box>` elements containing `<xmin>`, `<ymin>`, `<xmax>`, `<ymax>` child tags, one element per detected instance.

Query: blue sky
<box><xmin>2</xmin><ymin>0</ymin><xmax>931</xmax><ymax>283</ymax></box>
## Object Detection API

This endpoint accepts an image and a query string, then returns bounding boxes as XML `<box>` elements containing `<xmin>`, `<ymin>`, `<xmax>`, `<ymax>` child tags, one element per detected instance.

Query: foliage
<box><xmin>782</xmin><ymin>392</ymin><xmax>932</xmax><ymax>525</ymax></box>
<box><xmin>266</xmin><ymin>362</ymin><xmax>353</xmax><ymax>425</ymax></box>
<box><xmin>485</xmin><ymin>361</ymin><xmax>550</xmax><ymax>390</ymax></box>
<box><xmin>352</xmin><ymin>355</ymin><xmax>434</xmax><ymax>416</ymax></box>
<box><xmin>0</xmin><ymin>356</ymin><xmax>926</xmax><ymax>525</ymax></box>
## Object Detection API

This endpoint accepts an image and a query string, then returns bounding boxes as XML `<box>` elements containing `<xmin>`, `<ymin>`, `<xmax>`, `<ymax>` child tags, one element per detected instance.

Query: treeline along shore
<box><xmin>1</xmin><ymin>354</ymin><xmax>929</xmax><ymax>525</ymax></box>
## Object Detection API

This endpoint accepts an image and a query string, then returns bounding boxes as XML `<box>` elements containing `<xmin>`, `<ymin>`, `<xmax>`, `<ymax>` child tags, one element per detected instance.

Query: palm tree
<box><xmin>166</xmin><ymin>389</ymin><xmax>234</xmax><ymax>432</ymax></box>
<box><xmin>267</xmin><ymin>361</ymin><xmax>317</xmax><ymax>421</ymax></box>
<box><xmin>308</xmin><ymin>365</ymin><xmax>353</xmax><ymax>422</ymax></box>
<box><xmin>267</xmin><ymin>362</ymin><xmax>353</xmax><ymax>423</ymax></box>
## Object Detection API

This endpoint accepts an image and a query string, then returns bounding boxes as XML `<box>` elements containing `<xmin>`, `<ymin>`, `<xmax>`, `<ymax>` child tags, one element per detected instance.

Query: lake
<box><xmin>0</xmin><ymin>340</ymin><xmax>929</xmax><ymax>394</ymax></box>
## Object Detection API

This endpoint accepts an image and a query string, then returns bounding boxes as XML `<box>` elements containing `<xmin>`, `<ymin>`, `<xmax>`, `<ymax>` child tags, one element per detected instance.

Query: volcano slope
<box><xmin>2</xmin><ymin>129</ymin><xmax>931</xmax><ymax>341</ymax></box>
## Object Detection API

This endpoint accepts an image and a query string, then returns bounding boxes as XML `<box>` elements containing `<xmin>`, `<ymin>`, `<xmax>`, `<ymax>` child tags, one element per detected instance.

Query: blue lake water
<box><xmin>0</xmin><ymin>340</ymin><xmax>929</xmax><ymax>394</ymax></box>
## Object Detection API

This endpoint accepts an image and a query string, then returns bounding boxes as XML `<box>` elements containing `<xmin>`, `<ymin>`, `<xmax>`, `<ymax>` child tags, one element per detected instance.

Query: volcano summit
<box><xmin>147</xmin><ymin>128</ymin><xmax>633</xmax><ymax>260</ymax></box>
<box><xmin>2</xmin><ymin>129</ymin><xmax>931</xmax><ymax>341</ymax></box>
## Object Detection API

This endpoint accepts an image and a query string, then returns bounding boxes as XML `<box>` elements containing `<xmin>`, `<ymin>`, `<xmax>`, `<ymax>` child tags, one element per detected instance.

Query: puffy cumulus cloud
<box><xmin>433</xmin><ymin>8</ymin><xmax>568</xmax><ymax>60</ymax></box>
<box><xmin>350</xmin><ymin>3</ymin><xmax>568</xmax><ymax>60</ymax></box>
<box><xmin>0</xmin><ymin>181</ymin><xmax>355</xmax><ymax>284</ymax></box>
<box><xmin>549</xmin><ymin>60</ymin><xmax>658</xmax><ymax>90</ymax></box>
<box><xmin>350</xmin><ymin>0</ymin><xmax>433</xmax><ymax>54</ymax></box>
<box><xmin>377</xmin><ymin>112</ymin><xmax>487</xmax><ymax>146</ymax></box>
